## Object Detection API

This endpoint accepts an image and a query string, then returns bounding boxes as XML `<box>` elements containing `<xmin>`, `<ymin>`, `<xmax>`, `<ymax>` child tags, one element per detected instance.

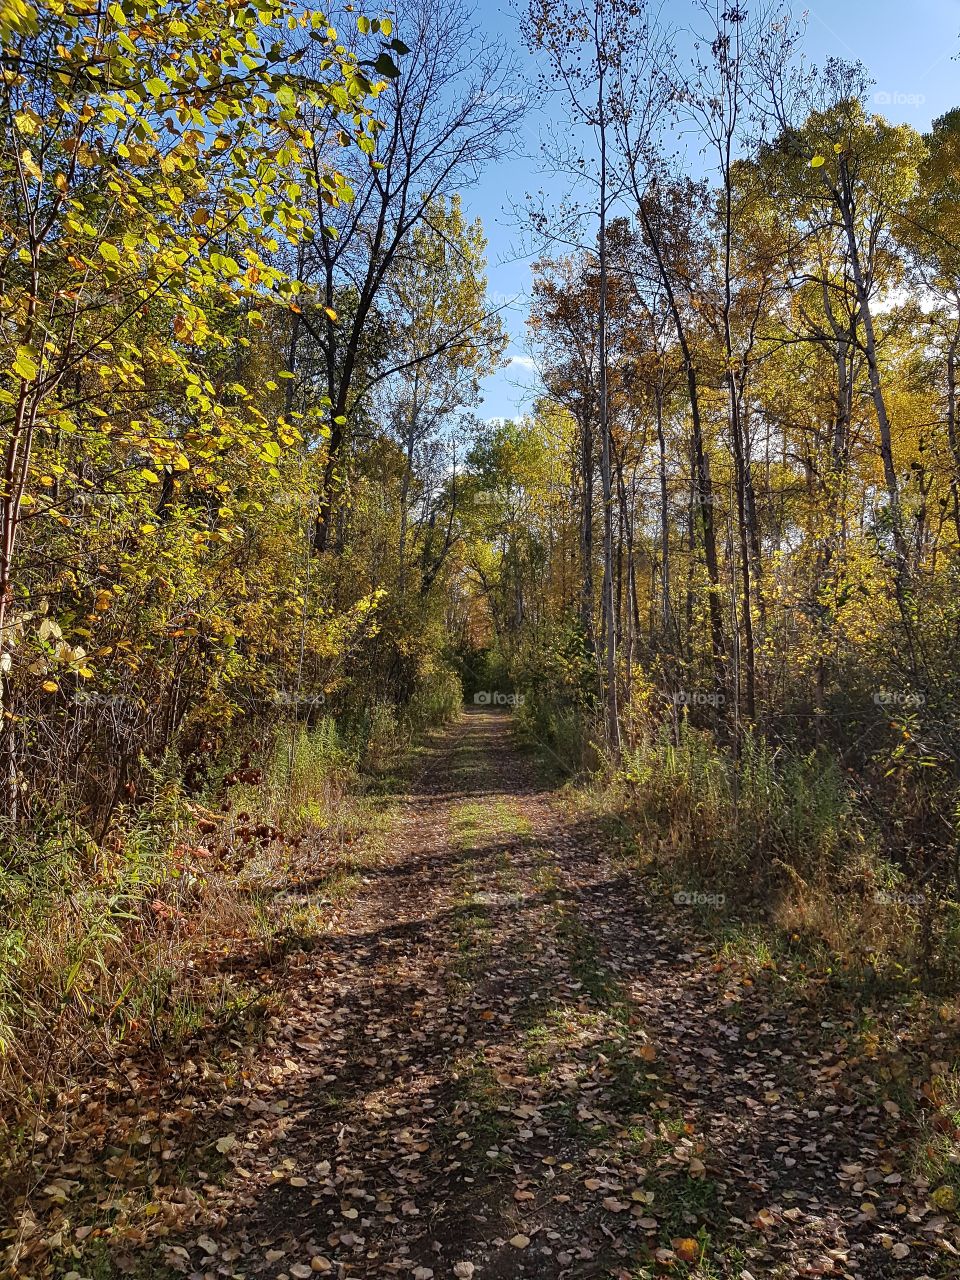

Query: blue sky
<box><xmin>461</xmin><ymin>0</ymin><xmax>960</xmax><ymax>421</ymax></box>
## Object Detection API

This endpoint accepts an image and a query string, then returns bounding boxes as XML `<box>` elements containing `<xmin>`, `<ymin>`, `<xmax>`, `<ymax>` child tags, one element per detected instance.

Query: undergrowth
<box><xmin>565</xmin><ymin>721</ymin><xmax>960</xmax><ymax>995</ymax></box>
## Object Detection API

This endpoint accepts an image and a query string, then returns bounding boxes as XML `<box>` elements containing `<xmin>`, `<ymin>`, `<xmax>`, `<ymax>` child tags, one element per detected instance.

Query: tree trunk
<box><xmin>579</xmin><ymin>407</ymin><xmax>596</xmax><ymax>655</ymax></box>
<box><xmin>636</xmin><ymin>198</ymin><xmax>726</xmax><ymax>702</ymax></box>
<box><xmin>596</xmin><ymin>38</ymin><xmax>620</xmax><ymax>756</ymax></box>
<box><xmin>655</xmin><ymin>375</ymin><xmax>673</xmax><ymax>645</ymax></box>
<box><xmin>836</xmin><ymin>158</ymin><xmax>907</xmax><ymax>579</ymax></box>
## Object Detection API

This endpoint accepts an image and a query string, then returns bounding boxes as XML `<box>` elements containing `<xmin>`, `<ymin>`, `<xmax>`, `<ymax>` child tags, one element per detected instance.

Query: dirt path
<box><xmin>159</xmin><ymin>709</ymin><xmax>959</xmax><ymax>1280</ymax></box>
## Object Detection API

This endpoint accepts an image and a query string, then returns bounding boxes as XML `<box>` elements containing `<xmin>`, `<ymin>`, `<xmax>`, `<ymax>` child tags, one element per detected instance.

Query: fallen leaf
<box><xmin>673</xmin><ymin>1238</ymin><xmax>700</xmax><ymax>1264</ymax></box>
<box><xmin>932</xmin><ymin>1185</ymin><xmax>957</xmax><ymax>1210</ymax></box>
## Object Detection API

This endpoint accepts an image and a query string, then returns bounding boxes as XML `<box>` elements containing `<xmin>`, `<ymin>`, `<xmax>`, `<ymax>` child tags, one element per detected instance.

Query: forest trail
<box><xmin>161</xmin><ymin>710</ymin><xmax>953</xmax><ymax>1280</ymax></box>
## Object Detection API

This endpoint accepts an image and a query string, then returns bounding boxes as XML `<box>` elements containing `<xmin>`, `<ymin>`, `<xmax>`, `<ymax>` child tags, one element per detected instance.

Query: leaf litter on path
<box><xmin>7</xmin><ymin>711</ymin><xmax>960</xmax><ymax>1279</ymax></box>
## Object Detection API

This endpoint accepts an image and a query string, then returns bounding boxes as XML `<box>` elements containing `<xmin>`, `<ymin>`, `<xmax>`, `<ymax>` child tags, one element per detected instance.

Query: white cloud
<box><xmin>507</xmin><ymin>354</ymin><xmax>536</xmax><ymax>371</ymax></box>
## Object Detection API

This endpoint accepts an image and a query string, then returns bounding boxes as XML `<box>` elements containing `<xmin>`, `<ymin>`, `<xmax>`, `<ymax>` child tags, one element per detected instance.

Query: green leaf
<box><xmin>99</xmin><ymin>242</ymin><xmax>121</xmax><ymax>264</ymax></box>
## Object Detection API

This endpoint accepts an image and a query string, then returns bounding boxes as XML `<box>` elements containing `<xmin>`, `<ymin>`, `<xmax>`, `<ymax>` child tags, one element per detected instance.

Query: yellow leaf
<box><xmin>13</xmin><ymin>346</ymin><xmax>38</xmax><ymax>380</ymax></box>
<box><xmin>42</xmin><ymin>680</ymin><xmax>59</xmax><ymax>693</ymax></box>
<box><xmin>810</xmin><ymin>155</ymin><xmax>826</xmax><ymax>168</ymax></box>
<box><xmin>20</xmin><ymin>147</ymin><xmax>41</xmax><ymax>180</ymax></box>
<box><xmin>14</xmin><ymin>109</ymin><xmax>40</xmax><ymax>136</ymax></box>
<box><xmin>673</xmin><ymin>1238</ymin><xmax>700</xmax><ymax>1264</ymax></box>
